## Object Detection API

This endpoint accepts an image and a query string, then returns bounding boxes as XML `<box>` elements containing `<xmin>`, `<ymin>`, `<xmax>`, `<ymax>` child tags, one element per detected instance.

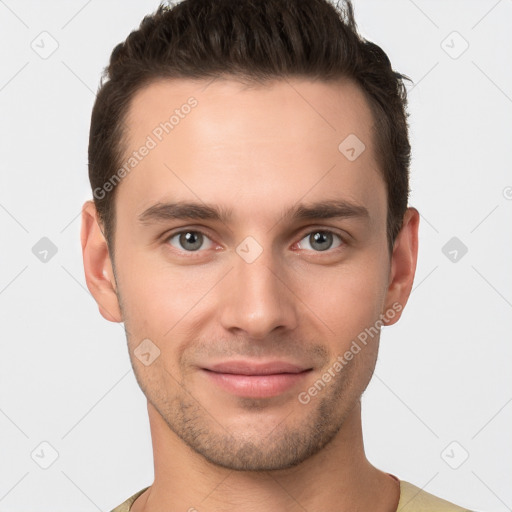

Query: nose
<box><xmin>218</xmin><ymin>246</ymin><xmax>299</xmax><ymax>339</ymax></box>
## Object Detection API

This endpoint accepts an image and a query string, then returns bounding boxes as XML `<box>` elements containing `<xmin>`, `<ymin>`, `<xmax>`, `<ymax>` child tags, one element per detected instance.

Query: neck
<box><xmin>131</xmin><ymin>400</ymin><xmax>400</xmax><ymax>512</ymax></box>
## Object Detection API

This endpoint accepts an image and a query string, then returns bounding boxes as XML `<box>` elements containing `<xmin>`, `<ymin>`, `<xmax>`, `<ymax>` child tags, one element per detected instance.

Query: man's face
<box><xmin>107</xmin><ymin>77</ymin><xmax>396</xmax><ymax>470</ymax></box>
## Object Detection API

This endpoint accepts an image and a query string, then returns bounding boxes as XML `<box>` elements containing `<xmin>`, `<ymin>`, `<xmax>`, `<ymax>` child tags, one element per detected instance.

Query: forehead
<box><xmin>117</xmin><ymin>77</ymin><xmax>385</xmax><ymax>227</ymax></box>
<box><xmin>125</xmin><ymin>77</ymin><xmax>376</xmax><ymax>152</ymax></box>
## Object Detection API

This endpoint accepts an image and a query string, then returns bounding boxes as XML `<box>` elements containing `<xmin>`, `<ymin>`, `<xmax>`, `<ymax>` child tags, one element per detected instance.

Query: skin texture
<box><xmin>81</xmin><ymin>77</ymin><xmax>419</xmax><ymax>511</ymax></box>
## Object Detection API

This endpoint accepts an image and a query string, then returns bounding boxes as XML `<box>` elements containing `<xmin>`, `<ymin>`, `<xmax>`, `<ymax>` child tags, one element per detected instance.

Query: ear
<box><xmin>80</xmin><ymin>200</ymin><xmax>122</xmax><ymax>323</ymax></box>
<box><xmin>382</xmin><ymin>207</ymin><xmax>420</xmax><ymax>326</ymax></box>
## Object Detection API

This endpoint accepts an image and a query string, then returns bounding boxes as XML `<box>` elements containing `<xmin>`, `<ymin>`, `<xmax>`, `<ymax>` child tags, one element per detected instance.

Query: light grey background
<box><xmin>0</xmin><ymin>0</ymin><xmax>511</xmax><ymax>510</ymax></box>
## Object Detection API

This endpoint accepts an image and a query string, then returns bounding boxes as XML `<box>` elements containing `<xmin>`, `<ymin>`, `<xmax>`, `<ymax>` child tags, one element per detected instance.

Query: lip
<box><xmin>201</xmin><ymin>360</ymin><xmax>312</xmax><ymax>398</ymax></box>
<box><xmin>206</xmin><ymin>360</ymin><xmax>309</xmax><ymax>375</ymax></box>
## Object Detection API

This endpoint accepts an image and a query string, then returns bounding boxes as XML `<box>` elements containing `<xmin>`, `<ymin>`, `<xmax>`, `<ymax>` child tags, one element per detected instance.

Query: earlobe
<box><xmin>382</xmin><ymin>207</ymin><xmax>420</xmax><ymax>326</ymax></box>
<box><xmin>80</xmin><ymin>200</ymin><xmax>123</xmax><ymax>323</ymax></box>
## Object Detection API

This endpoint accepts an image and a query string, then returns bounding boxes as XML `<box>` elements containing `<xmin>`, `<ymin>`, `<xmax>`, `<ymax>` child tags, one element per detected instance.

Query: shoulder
<box><xmin>398</xmin><ymin>480</ymin><xmax>475</xmax><ymax>512</ymax></box>
<box><xmin>109</xmin><ymin>486</ymin><xmax>150</xmax><ymax>512</ymax></box>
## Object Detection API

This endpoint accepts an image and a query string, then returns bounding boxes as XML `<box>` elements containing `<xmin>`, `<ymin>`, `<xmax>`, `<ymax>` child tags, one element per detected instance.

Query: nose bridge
<box><xmin>218</xmin><ymin>236</ymin><xmax>298</xmax><ymax>338</ymax></box>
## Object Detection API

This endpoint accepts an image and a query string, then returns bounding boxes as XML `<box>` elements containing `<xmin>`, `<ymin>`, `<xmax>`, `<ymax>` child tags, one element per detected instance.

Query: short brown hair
<box><xmin>88</xmin><ymin>0</ymin><xmax>412</xmax><ymax>256</ymax></box>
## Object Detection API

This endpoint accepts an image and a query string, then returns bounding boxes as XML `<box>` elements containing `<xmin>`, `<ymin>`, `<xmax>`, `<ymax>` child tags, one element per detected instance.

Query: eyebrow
<box><xmin>137</xmin><ymin>199</ymin><xmax>370</xmax><ymax>226</ymax></box>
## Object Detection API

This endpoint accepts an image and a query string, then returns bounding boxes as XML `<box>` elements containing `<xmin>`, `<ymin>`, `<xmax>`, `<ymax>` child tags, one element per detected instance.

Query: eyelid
<box><xmin>163</xmin><ymin>227</ymin><xmax>218</xmax><ymax>254</ymax></box>
<box><xmin>294</xmin><ymin>227</ymin><xmax>347</xmax><ymax>253</ymax></box>
<box><xmin>295</xmin><ymin>225</ymin><xmax>349</xmax><ymax>244</ymax></box>
<box><xmin>162</xmin><ymin>225</ymin><xmax>349</xmax><ymax>255</ymax></box>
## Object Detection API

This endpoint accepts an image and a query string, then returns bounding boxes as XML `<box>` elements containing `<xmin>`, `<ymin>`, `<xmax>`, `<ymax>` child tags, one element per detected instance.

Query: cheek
<box><xmin>114</xmin><ymin>248</ymin><xmax>166</xmax><ymax>333</ymax></box>
<box><xmin>115</xmin><ymin>231</ymin><xmax>389</xmax><ymax>352</ymax></box>
<box><xmin>115</xmin><ymin>248</ymin><xmax>216</xmax><ymax>343</ymax></box>
<box><xmin>294</xmin><ymin>256</ymin><xmax>389</xmax><ymax>342</ymax></box>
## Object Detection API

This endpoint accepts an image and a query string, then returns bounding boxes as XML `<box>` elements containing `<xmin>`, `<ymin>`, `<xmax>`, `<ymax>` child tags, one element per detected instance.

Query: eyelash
<box><xmin>163</xmin><ymin>227</ymin><xmax>347</xmax><ymax>257</ymax></box>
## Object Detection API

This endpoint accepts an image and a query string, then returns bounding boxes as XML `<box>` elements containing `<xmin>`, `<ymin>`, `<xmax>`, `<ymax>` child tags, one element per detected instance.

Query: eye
<box><xmin>166</xmin><ymin>230</ymin><xmax>215</xmax><ymax>252</ymax></box>
<box><xmin>296</xmin><ymin>230</ymin><xmax>344</xmax><ymax>252</ymax></box>
<box><xmin>164</xmin><ymin>228</ymin><xmax>346</xmax><ymax>255</ymax></box>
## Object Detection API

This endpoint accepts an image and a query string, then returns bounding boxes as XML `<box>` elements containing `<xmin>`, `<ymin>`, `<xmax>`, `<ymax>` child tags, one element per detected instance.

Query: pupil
<box><xmin>181</xmin><ymin>231</ymin><xmax>202</xmax><ymax>251</ymax></box>
<box><xmin>312</xmin><ymin>231</ymin><xmax>331</xmax><ymax>251</ymax></box>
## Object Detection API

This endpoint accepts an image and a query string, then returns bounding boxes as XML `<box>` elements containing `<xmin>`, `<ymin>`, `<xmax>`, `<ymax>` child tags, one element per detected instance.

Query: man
<box><xmin>80</xmin><ymin>0</ymin><xmax>476</xmax><ymax>510</ymax></box>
